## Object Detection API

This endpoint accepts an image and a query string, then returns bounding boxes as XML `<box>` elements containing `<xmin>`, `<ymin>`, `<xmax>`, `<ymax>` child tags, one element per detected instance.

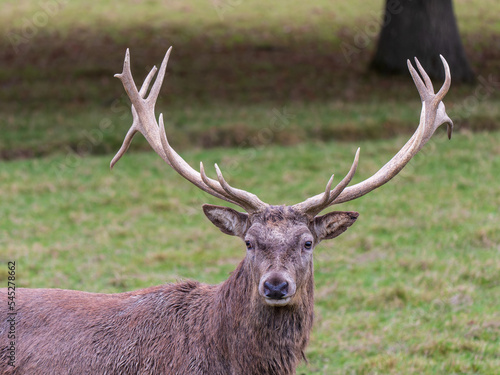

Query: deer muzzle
<box><xmin>259</xmin><ymin>272</ymin><xmax>296</xmax><ymax>306</ymax></box>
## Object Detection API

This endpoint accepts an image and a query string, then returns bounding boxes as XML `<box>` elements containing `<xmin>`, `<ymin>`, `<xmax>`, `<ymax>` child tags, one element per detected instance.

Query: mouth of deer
<box><xmin>264</xmin><ymin>296</ymin><xmax>292</xmax><ymax>306</ymax></box>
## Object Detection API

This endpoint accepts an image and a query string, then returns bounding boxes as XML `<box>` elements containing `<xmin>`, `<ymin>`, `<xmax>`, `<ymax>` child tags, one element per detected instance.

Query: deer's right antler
<box><xmin>111</xmin><ymin>48</ymin><xmax>267</xmax><ymax>213</ymax></box>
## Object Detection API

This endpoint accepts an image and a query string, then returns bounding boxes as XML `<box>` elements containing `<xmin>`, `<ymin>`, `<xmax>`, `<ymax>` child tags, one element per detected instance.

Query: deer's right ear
<box><xmin>202</xmin><ymin>204</ymin><xmax>249</xmax><ymax>237</ymax></box>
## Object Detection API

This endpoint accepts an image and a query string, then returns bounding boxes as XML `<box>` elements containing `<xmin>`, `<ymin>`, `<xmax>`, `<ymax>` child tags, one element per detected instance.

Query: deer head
<box><xmin>111</xmin><ymin>47</ymin><xmax>452</xmax><ymax>307</ymax></box>
<box><xmin>202</xmin><ymin>204</ymin><xmax>358</xmax><ymax>306</ymax></box>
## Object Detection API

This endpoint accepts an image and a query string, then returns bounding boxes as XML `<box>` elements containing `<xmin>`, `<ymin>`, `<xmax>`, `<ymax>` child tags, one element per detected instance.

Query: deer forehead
<box><xmin>246</xmin><ymin>206</ymin><xmax>312</xmax><ymax>246</ymax></box>
<box><xmin>249</xmin><ymin>206</ymin><xmax>309</xmax><ymax>225</ymax></box>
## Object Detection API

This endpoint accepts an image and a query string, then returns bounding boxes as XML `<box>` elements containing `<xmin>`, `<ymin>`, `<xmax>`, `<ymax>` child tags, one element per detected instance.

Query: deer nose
<box><xmin>263</xmin><ymin>280</ymin><xmax>289</xmax><ymax>299</ymax></box>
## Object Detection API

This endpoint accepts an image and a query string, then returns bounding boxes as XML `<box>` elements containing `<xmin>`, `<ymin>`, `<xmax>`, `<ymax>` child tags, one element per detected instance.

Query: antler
<box><xmin>294</xmin><ymin>55</ymin><xmax>453</xmax><ymax>217</ymax></box>
<box><xmin>111</xmin><ymin>49</ymin><xmax>452</xmax><ymax>218</ymax></box>
<box><xmin>111</xmin><ymin>48</ymin><xmax>267</xmax><ymax>213</ymax></box>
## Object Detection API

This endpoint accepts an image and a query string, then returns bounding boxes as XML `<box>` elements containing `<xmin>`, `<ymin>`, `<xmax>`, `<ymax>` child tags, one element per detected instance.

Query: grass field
<box><xmin>1</xmin><ymin>0</ymin><xmax>499</xmax><ymax>374</ymax></box>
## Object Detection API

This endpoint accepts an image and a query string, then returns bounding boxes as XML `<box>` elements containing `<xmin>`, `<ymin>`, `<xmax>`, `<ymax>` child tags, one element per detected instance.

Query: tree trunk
<box><xmin>370</xmin><ymin>0</ymin><xmax>475</xmax><ymax>83</ymax></box>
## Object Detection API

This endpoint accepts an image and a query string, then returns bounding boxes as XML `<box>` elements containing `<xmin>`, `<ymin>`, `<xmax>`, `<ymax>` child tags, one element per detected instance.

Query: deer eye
<box><xmin>304</xmin><ymin>241</ymin><xmax>313</xmax><ymax>250</ymax></box>
<box><xmin>245</xmin><ymin>240</ymin><xmax>253</xmax><ymax>250</ymax></box>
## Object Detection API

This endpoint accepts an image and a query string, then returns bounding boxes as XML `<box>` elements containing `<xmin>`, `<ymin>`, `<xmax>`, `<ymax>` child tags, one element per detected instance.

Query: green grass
<box><xmin>1</xmin><ymin>132</ymin><xmax>499</xmax><ymax>374</ymax></box>
<box><xmin>1</xmin><ymin>0</ymin><xmax>499</xmax><ymax>373</ymax></box>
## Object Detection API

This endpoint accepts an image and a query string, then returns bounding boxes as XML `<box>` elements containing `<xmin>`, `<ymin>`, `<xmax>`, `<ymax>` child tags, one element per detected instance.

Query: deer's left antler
<box><xmin>293</xmin><ymin>56</ymin><xmax>452</xmax><ymax>217</ymax></box>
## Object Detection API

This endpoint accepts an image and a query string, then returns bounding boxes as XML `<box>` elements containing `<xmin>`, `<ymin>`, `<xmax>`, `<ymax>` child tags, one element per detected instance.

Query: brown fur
<box><xmin>0</xmin><ymin>205</ymin><xmax>357</xmax><ymax>374</ymax></box>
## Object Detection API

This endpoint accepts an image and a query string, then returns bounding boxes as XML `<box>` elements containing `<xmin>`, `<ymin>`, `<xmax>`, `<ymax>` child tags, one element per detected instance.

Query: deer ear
<box><xmin>202</xmin><ymin>204</ymin><xmax>249</xmax><ymax>237</ymax></box>
<box><xmin>313</xmin><ymin>211</ymin><xmax>359</xmax><ymax>241</ymax></box>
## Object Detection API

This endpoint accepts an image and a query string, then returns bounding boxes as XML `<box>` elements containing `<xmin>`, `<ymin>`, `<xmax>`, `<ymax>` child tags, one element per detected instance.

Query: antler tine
<box><xmin>198</xmin><ymin>161</ymin><xmax>235</xmax><ymax>199</ymax></box>
<box><xmin>414</xmin><ymin>57</ymin><xmax>434</xmax><ymax>94</ymax></box>
<box><xmin>140</xmin><ymin>65</ymin><xmax>159</xmax><ymax>97</ymax></box>
<box><xmin>435</xmin><ymin>55</ymin><xmax>452</xmax><ymax>104</ymax></box>
<box><xmin>110</xmin><ymin>124</ymin><xmax>138</xmax><ymax>169</ymax></box>
<box><xmin>294</xmin><ymin>55</ymin><xmax>453</xmax><ymax>214</ymax></box>
<box><xmin>199</xmin><ymin>160</ymin><xmax>251</xmax><ymax>208</ymax></box>
<box><xmin>407</xmin><ymin>58</ymin><xmax>431</xmax><ymax>102</ymax></box>
<box><xmin>326</xmin><ymin>147</ymin><xmax>360</xmax><ymax>204</ymax></box>
<box><xmin>320</xmin><ymin>174</ymin><xmax>335</xmax><ymax>206</ymax></box>
<box><xmin>146</xmin><ymin>47</ymin><xmax>172</xmax><ymax>107</ymax></box>
<box><xmin>214</xmin><ymin>164</ymin><xmax>267</xmax><ymax>212</ymax></box>
<box><xmin>293</xmin><ymin>148</ymin><xmax>360</xmax><ymax>217</ymax></box>
<box><xmin>199</xmin><ymin>161</ymin><xmax>264</xmax><ymax>211</ymax></box>
<box><xmin>439</xmin><ymin>55</ymin><xmax>453</xmax><ymax>140</ymax></box>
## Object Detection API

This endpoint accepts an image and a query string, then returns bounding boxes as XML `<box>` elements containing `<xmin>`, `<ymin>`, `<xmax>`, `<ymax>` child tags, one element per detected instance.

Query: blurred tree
<box><xmin>370</xmin><ymin>0</ymin><xmax>475</xmax><ymax>83</ymax></box>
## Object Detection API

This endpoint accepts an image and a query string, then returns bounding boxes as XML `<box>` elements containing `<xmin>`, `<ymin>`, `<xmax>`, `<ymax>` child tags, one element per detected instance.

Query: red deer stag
<box><xmin>1</xmin><ymin>48</ymin><xmax>452</xmax><ymax>374</ymax></box>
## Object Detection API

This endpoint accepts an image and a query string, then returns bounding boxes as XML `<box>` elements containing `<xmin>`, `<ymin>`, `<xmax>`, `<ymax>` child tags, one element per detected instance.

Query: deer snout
<box><xmin>259</xmin><ymin>273</ymin><xmax>296</xmax><ymax>306</ymax></box>
<box><xmin>264</xmin><ymin>280</ymin><xmax>288</xmax><ymax>299</ymax></box>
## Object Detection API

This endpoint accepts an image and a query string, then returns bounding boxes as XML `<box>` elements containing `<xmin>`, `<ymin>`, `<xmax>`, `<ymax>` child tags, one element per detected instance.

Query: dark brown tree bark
<box><xmin>370</xmin><ymin>0</ymin><xmax>475</xmax><ymax>83</ymax></box>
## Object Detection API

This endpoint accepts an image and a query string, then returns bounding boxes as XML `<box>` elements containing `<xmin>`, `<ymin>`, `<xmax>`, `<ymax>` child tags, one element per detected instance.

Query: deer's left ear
<box><xmin>203</xmin><ymin>204</ymin><xmax>249</xmax><ymax>238</ymax></box>
<box><xmin>313</xmin><ymin>211</ymin><xmax>359</xmax><ymax>241</ymax></box>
